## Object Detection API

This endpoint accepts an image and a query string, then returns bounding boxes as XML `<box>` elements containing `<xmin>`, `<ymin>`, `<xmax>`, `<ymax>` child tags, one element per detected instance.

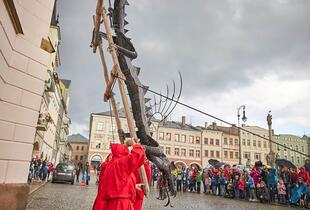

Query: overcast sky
<box><xmin>57</xmin><ymin>0</ymin><xmax>310</xmax><ymax>138</ymax></box>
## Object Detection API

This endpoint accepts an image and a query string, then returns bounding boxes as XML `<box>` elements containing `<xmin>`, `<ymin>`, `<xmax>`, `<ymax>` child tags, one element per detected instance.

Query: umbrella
<box><xmin>208</xmin><ymin>159</ymin><xmax>219</xmax><ymax>167</ymax></box>
<box><xmin>255</xmin><ymin>161</ymin><xmax>263</xmax><ymax>168</ymax></box>
<box><xmin>214</xmin><ymin>162</ymin><xmax>225</xmax><ymax>169</ymax></box>
<box><xmin>275</xmin><ymin>159</ymin><xmax>296</xmax><ymax>169</ymax></box>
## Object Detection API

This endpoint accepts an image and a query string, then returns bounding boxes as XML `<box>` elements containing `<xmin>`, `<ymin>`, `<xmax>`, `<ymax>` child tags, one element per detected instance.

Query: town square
<box><xmin>1</xmin><ymin>0</ymin><xmax>310</xmax><ymax>210</ymax></box>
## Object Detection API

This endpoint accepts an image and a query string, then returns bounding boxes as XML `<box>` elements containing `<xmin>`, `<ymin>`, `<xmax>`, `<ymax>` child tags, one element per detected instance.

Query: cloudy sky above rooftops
<box><xmin>58</xmin><ymin>0</ymin><xmax>310</xmax><ymax>137</ymax></box>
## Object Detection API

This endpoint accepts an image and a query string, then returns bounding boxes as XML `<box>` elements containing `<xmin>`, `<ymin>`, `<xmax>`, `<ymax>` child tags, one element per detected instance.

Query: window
<box><xmin>290</xmin><ymin>144</ymin><xmax>293</xmax><ymax>149</ymax></box>
<box><xmin>291</xmin><ymin>156</ymin><xmax>294</xmax><ymax>163</ymax></box>
<box><xmin>242</xmin><ymin>139</ymin><xmax>246</xmax><ymax>146</ymax></box>
<box><xmin>196</xmin><ymin>137</ymin><xmax>201</xmax><ymax>144</ymax></box>
<box><xmin>181</xmin><ymin>148</ymin><xmax>186</xmax><ymax>156</ymax></box>
<box><xmin>253</xmin><ymin>140</ymin><xmax>256</xmax><ymax>147</ymax></box>
<box><xmin>189</xmin><ymin>136</ymin><xmax>194</xmax><ymax>144</ymax></box>
<box><xmin>174</xmin><ymin>148</ymin><xmax>180</xmax><ymax>156</ymax></box>
<box><xmin>181</xmin><ymin>135</ymin><xmax>186</xmax><ymax>143</ymax></box>
<box><xmin>284</xmin><ymin>143</ymin><xmax>287</xmax><ymax>151</ymax></box>
<box><xmin>235</xmin><ymin>152</ymin><xmax>239</xmax><ymax>159</ymax></box>
<box><xmin>247</xmin><ymin>139</ymin><xmax>251</xmax><ymax>146</ymax></box>
<box><xmin>75</xmin><ymin>155</ymin><xmax>78</xmax><ymax>160</ymax></box>
<box><xmin>296</xmin><ymin>145</ymin><xmax>299</xmax><ymax>151</ymax></box>
<box><xmin>159</xmin><ymin>132</ymin><xmax>164</xmax><ymax>140</ymax></box>
<box><xmin>96</xmin><ymin>122</ymin><xmax>104</xmax><ymax>131</ymax></box>
<box><xmin>3</xmin><ymin>0</ymin><xmax>24</xmax><ymax>34</ymax></box>
<box><xmin>175</xmin><ymin>134</ymin><xmax>180</xmax><ymax>142</ymax></box>
<box><xmin>297</xmin><ymin>156</ymin><xmax>300</xmax><ymax>164</ymax></box>
<box><xmin>254</xmin><ymin>153</ymin><xmax>261</xmax><ymax>160</ymax></box>
<box><xmin>110</xmin><ymin>124</ymin><xmax>116</xmax><ymax>132</ymax></box>
<box><xmin>302</xmin><ymin>146</ymin><xmax>305</xmax><ymax>153</ymax></box>
<box><xmin>204</xmin><ymin>150</ymin><xmax>209</xmax><ymax>157</ymax></box>
<box><xmin>81</xmin><ymin>146</ymin><xmax>84</xmax><ymax>151</ymax></box>
<box><xmin>244</xmin><ymin>152</ymin><xmax>250</xmax><ymax>159</ymax></box>
<box><xmin>258</xmin><ymin>141</ymin><xmax>261</xmax><ymax>148</ymax></box>
<box><xmin>76</xmin><ymin>146</ymin><xmax>79</xmax><ymax>150</ymax></box>
<box><xmin>229</xmin><ymin>138</ymin><xmax>233</xmax><ymax>145</ymax></box>
<box><xmin>189</xmin><ymin>149</ymin><xmax>194</xmax><ymax>157</ymax></box>
<box><xmin>95</xmin><ymin>142</ymin><xmax>101</xmax><ymax>149</ymax></box>
<box><xmin>80</xmin><ymin>155</ymin><xmax>83</xmax><ymax>161</ymax></box>
<box><xmin>165</xmin><ymin>147</ymin><xmax>171</xmax><ymax>155</ymax></box>
<box><xmin>196</xmin><ymin>150</ymin><xmax>200</xmax><ymax>158</ymax></box>
<box><xmin>229</xmin><ymin>151</ymin><xmax>233</xmax><ymax>159</ymax></box>
<box><xmin>234</xmin><ymin>139</ymin><xmax>239</xmax><ymax>145</ymax></box>
<box><xmin>224</xmin><ymin>138</ymin><xmax>228</xmax><ymax>145</ymax></box>
<box><xmin>166</xmin><ymin>133</ymin><xmax>171</xmax><ymax>141</ymax></box>
<box><xmin>216</xmin><ymin>151</ymin><xmax>220</xmax><ymax>158</ymax></box>
<box><xmin>215</xmin><ymin>139</ymin><xmax>220</xmax><ymax>146</ymax></box>
<box><xmin>204</xmin><ymin>138</ymin><xmax>208</xmax><ymax>144</ymax></box>
<box><xmin>264</xmin><ymin>141</ymin><xmax>267</xmax><ymax>148</ymax></box>
<box><xmin>210</xmin><ymin>150</ymin><xmax>214</xmax><ymax>157</ymax></box>
<box><xmin>224</xmin><ymin>151</ymin><xmax>228</xmax><ymax>158</ymax></box>
<box><xmin>210</xmin><ymin>138</ymin><xmax>214</xmax><ymax>145</ymax></box>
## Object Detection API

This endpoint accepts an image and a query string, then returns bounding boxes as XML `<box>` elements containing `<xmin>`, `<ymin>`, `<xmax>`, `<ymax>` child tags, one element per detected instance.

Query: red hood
<box><xmin>110</xmin><ymin>143</ymin><xmax>129</xmax><ymax>159</ymax></box>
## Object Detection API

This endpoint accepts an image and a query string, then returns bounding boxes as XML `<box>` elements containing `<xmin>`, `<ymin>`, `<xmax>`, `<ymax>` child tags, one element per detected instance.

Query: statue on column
<box><xmin>266</xmin><ymin>111</ymin><xmax>276</xmax><ymax>167</ymax></box>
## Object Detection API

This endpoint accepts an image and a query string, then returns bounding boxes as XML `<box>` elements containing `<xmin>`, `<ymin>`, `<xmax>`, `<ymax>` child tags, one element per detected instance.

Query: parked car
<box><xmin>52</xmin><ymin>163</ymin><xmax>75</xmax><ymax>185</ymax></box>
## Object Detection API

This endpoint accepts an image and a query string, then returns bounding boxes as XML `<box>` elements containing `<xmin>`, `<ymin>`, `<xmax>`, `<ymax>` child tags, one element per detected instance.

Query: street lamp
<box><xmin>237</xmin><ymin>105</ymin><xmax>247</xmax><ymax>165</ymax></box>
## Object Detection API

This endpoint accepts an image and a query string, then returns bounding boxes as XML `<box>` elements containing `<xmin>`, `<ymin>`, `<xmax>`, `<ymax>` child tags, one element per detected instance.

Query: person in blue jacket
<box><xmin>291</xmin><ymin>177</ymin><xmax>308</xmax><ymax>205</ymax></box>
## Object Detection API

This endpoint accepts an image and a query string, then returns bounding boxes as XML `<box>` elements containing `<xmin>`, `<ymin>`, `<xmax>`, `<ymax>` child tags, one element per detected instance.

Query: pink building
<box><xmin>0</xmin><ymin>0</ymin><xmax>55</xmax><ymax>209</ymax></box>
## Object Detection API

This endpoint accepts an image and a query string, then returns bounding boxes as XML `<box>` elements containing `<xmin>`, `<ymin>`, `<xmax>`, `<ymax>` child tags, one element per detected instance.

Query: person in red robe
<box><xmin>92</xmin><ymin>154</ymin><xmax>112</xmax><ymax>210</ymax></box>
<box><xmin>133</xmin><ymin>159</ymin><xmax>151</xmax><ymax>210</ymax></box>
<box><xmin>99</xmin><ymin>140</ymin><xmax>145</xmax><ymax>210</ymax></box>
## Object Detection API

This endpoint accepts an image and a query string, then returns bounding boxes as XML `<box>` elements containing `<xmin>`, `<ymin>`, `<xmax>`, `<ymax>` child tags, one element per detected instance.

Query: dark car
<box><xmin>52</xmin><ymin>163</ymin><xmax>75</xmax><ymax>184</ymax></box>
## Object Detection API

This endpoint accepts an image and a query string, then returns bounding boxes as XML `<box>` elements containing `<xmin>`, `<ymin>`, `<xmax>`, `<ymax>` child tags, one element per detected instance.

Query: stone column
<box><xmin>266</xmin><ymin>111</ymin><xmax>276</xmax><ymax>167</ymax></box>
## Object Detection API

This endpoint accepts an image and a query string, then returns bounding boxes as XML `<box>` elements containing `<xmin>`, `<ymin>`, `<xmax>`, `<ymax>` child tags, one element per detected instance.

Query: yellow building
<box><xmin>68</xmin><ymin>134</ymin><xmax>89</xmax><ymax>164</ymax></box>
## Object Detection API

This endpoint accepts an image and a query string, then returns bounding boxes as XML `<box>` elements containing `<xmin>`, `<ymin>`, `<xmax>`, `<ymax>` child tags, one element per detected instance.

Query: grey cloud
<box><xmin>57</xmin><ymin>0</ymin><xmax>310</xmax><ymax>134</ymax></box>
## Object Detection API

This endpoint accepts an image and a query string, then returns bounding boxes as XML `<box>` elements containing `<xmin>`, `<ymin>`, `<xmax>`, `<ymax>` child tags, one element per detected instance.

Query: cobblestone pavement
<box><xmin>28</xmin><ymin>180</ymin><xmax>296</xmax><ymax>210</ymax></box>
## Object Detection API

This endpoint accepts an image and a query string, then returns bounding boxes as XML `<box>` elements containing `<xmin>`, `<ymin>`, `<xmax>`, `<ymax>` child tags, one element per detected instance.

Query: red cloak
<box><xmin>96</xmin><ymin>144</ymin><xmax>145</xmax><ymax>210</ymax></box>
<box><xmin>133</xmin><ymin>160</ymin><xmax>151</xmax><ymax>210</ymax></box>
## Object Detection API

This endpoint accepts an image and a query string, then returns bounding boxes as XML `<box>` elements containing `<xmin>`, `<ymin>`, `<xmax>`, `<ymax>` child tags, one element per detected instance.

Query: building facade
<box><xmin>157</xmin><ymin>116</ymin><xmax>202</xmax><ymax>169</ymax></box>
<box><xmin>68</xmin><ymin>134</ymin><xmax>89</xmax><ymax>164</ymax></box>
<box><xmin>240</xmin><ymin>126</ymin><xmax>270</xmax><ymax>165</ymax></box>
<box><xmin>0</xmin><ymin>0</ymin><xmax>56</xmax><ymax>208</ymax></box>
<box><xmin>32</xmin><ymin>4</ymin><xmax>71</xmax><ymax>166</ymax></box>
<box><xmin>272</xmin><ymin>134</ymin><xmax>308</xmax><ymax>167</ymax></box>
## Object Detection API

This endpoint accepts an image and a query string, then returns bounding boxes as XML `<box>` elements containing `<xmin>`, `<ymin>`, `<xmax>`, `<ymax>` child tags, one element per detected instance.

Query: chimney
<box><xmin>212</xmin><ymin>122</ymin><xmax>216</xmax><ymax>129</ymax></box>
<box><xmin>204</xmin><ymin>122</ymin><xmax>208</xmax><ymax>128</ymax></box>
<box><xmin>181</xmin><ymin>116</ymin><xmax>186</xmax><ymax>126</ymax></box>
<box><xmin>163</xmin><ymin>115</ymin><xmax>168</xmax><ymax>125</ymax></box>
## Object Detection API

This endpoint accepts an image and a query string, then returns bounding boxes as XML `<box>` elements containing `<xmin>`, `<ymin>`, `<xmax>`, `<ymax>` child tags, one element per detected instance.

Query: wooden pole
<box><xmin>96</xmin><ymin>2</ymin><xmax>150</xmax><ymax>196</ymax></box>
<box><xmin>93</xmin><ymin>15</ymin><xmax>125</xmax><ymax>144</ymax></box>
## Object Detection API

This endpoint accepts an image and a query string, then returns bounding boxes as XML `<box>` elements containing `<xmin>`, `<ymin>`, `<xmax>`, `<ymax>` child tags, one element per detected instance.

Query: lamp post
<box><xmin>238</xmin><ymin>105</ymin><xmax>247</xmax><ymax>165</ymax></box>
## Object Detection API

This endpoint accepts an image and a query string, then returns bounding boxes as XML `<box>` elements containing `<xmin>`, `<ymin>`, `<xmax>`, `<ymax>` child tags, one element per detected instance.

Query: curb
<box><xmin>29</xmin><ymin>181</ymin><xmax>48</xmax><ymax>195</ymax></box>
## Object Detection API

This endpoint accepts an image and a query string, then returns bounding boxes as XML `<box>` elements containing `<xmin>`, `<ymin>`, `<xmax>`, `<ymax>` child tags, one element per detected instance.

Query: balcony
<box><xmin>36</xmin><ymin>114</ymin><xmax>48</xmax><ymax>131</ymax></box>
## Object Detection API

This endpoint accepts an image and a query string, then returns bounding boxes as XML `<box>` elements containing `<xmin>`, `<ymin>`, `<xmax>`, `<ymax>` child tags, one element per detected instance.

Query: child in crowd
<box><xmin>238</xmin><ymin>175</ymin><xmax>245</xmax><ymax>199</ymax></box>
<box><xmin>257</xmin><ymin>181</ymin><xmax>270</xmax><ymax>203</ymax></box>
<box><xmin>211</xmin><ymin>175</ymin><xmax>218</xmax><ymax>195</ymax></box>
<box><xmin>277</xmin><ymin>178</ymin><xmax>286</xmax><ymax>204</ymax></box>
<box><xmin>204</xmin><ymin>175</ymin><xmax>211</xmax><ymax>194</ymax></box>
<box><xmin>248</xmin><ymin>173</ymin><xmax>257</xmax><ymax>201</ymax></box>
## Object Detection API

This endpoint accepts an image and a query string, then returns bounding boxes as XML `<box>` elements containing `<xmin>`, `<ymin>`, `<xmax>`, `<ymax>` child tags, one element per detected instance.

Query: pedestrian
<box><xmin>83</xmin><ymin>162</ymin><xmax>90</xmax><ymax>185</ymax></box>
<box><xmin>176</xmin><ymin>170</ymin><xmax>182</xmax><ymax>192</ymax></box>
<box><xmin>211</xmin><ymin>175</ymin><xmax>217</xmax><ymax>195</ymax></box>
<box><xmin>277</xmin><ymin>178</ymin><xmax>286</xmax><ymax>204</ymax></box>
<box><xmin>238</xmin><ymin>175</ymin><xmax>245</xmax><ymax>199</ymax></box>
<box><xmin>256</xmin><ymin>180</ymin><xmax>270</xmax><ymax>203</ymax></box>
<box><xmin>248</xmin><ymin>173</ymin><xmax>256</xmax><ymax>201</ymax></box>
<box><xmin>42</xmin><ymin>163</ymin><xmax>48</xmax><ymax>181</ymax></box>
<box><xmin>196</xmin><ymin>170</ymin><xmax>202</xmax><ymax>193</ymax></box>
<box><xmin>219</xmin><ymin>172</ymin><xmax>226</xmax><ymax>196</ymax></box>
<box><xmin>75</xmin><ymin>164</ymin><xmax>80</xmax><ymax>182</ymax></box>
<box><xmin>47</xmin><ymin>162</ymin><xmax>53</xmax><ymax>181</ymax></box>
<box><xmin>267</xmin><ymin>167</ymin><xmax>278</xmax><ymax>202</ymax></box>
<box><xmin>204</xmin><ymin>174</ymin><xmax>211</xmax><ymax>194</ymax></box>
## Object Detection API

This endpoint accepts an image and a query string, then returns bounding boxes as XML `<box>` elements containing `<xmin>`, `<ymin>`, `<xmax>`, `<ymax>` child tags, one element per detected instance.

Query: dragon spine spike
<box><xmin>124</xmin><ymin>20</ymin><xmax>129</xmax><ymax>25</ymax></box>
<box><xmin>125</xmin><ymin>0</ymin><xmax>129</xmax><ymax>5</ymax></box>
<box><xmin>144</xmin><ymin>98</ymin><xmax>151</xmax><ymax>103</ymax></box>
<box><xmin>133</xmin><ymin>66</ymin><xmax>141</xmax><ymax>75</ymax></box>
<box><xmin>142</xmin><ymin>85</ymin><xmax>149</xmax><ymax>95</ymax></box>
<box><xmin>124</xmin><ymin>29</ymin><xmax>129</xmax><ymax>34</ymax></box>
<box><xmin>145</xmin><ymin>106</ymin><xmax>152</xmax><ymax>113</ymax></box>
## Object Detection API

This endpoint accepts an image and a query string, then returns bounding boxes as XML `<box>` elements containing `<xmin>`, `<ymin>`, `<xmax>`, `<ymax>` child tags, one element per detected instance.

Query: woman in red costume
<box><xmin>93</xmin><ymin>139</ymin><xmax>145</xmax><ymax>210</ymax></box>
<box><xmin>133</xmin><ymin>159</ymin><xmax>151</xmax><ymax>210</ymax></box>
